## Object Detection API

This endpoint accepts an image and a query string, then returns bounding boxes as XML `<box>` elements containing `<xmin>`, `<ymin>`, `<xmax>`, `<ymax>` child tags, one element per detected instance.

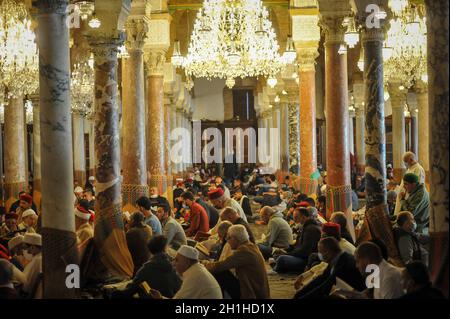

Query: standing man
<box><xmin>399</xmin><ymin>173</ymin><xmax>430</xmax><ymax>233</ymax></box>
<box><xmin>395</xmin><ymin>152</ymin><xmax>426</xmax><ymax>215</ymax></box>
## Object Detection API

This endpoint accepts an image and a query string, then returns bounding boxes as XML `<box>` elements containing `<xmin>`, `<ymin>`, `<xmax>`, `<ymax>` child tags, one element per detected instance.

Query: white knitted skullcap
<box><xmin>177</xmin><ymin>245</ymin><xmax>199</xmax><ymax>261</ymax></box>
<box><xmin>23</xmin><ymin>233</ymin><xmax>42</xmax><ymax>246</ymax></box>
<box><xmin>22</xmin><ymin>209</ymin><xmax>37</xmax><ymax>219</ymax></box>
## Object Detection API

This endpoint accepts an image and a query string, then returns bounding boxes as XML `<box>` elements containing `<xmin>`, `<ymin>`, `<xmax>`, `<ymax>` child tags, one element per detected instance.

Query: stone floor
<box><xmin>249</xmin><ymin>223</ymin><xmax>297</xmax><ymax>299</ymax></box>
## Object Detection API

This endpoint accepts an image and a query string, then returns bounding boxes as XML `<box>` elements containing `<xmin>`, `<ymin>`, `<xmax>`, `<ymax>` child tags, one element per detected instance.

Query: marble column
<box><xmin>288</xmin><ymin>102</ymin><xmax>300</xmax><ymax>175</ymax></box>
<box><xmin>425</xmin><ymin>0</ymin><xmax>449</xmax><ymax>297</ymax></box>
<box><xmin>355</xmin><ymin>106</ymin><xmax>365</xmax><ymax>174</ymax></box>
<box><xmin>31</xmin><ymin>96</ymin><xmax>42</xmax><ymax>211</ymax></box>
<box><xmin>87</xmin><ymin>116</ymin><xmax>95</xmax><ymax>177</ymax></box>
<box><xmin>348</xmin><ymin>110</ymin><xmax>355</xmax><ymax>155</ymax></box>
<box><xmin>359</xmin><ymin>21</ymin><xmax>401</xmax><ymax>263</ymax></box>
<box><xmin>170</xmin><ymin>106</ymin><xmax>178</xmax><ymax>176</ymax></box>
<box><xmin>414</xmin><ymin>81</ymin><xmax>429</xmax><ymax>177</ymax></box>
<box><xmin>4</xmin><ymin>95</ymin><xmax>27</xmax><ymax>211</ymax></box>
<box><xmin>388</xmin><ymin>84</ymin><xmax>407</xmax><ymax>182</ymax></box>
<box><xmin>272</xmin><ymin>106</ymin><xmax>281</xmax><ymax>172</ymax></box>
<box><xmin>298</xmin><ymin>49</ymin><xmax>319</xmax><ymax>195</ymax></box>
<box><xmin>121</xmin><ymin>19</ymin><xmax>149</xmax><ymax>211</ymax></box>
<box><xmin>34</xmin><ymin>0</ymin><xmax>78</xmax><ymax>298</ymax></box>
<box><xmin>319</xmin><ymin>13</ymin><xmax>353</xmax><ymax>238</ymax></box>
<box><xmin>72</xmin><ymin>112</ymin><xmax>86</xmax><ymax>186</ymax></box>
<box><xmin>175</xmin><ymin>109</ymin><xmax>184</xmax><ymax>175</ymax></box>
<box><xmin>164</xmin><ymin>102</ymin><xmax>172</xmax><ymax>195</ymax></box>
<box><xmin>280</xmin><ymin>103</ymin><xmax>290</xmax><ymax>178</ymax></box>
<box><xmin>408</xmin><ymin>93</ymin><xmax>419</xmax><ymax>156</ymax></box>
<box><xmin>0</xmin><ymin>122</ymin><xmax>3</xmax><ymax>207</ymax></box>
<box><xmin>88</xmin><ymin>35</ymin><xmax>133</xmax><ymax>278</ymax></box>
<box><xmin>145</xmin><ymin>49</ymin><xmax>167</xmax><ymax>193</ymax></box>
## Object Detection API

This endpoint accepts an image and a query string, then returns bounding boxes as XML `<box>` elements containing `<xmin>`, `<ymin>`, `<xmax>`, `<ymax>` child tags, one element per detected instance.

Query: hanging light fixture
<box><xmin>0</xmin><ymin>0</ymin><xmax>39</xmax><ymax>99</ymax></box>
<box><xmin>282</xmin><ymin>35</ymin><xmax>297</xmax><ymax>64</ymax></box>
<box><xmin>117</xmin><ymin>45</ymin><xmax>129</xmax><ymax>59</ymax></box>
<box><xmin>338</xmin><ymin>44</ymin><xmax>347</xmax><ymax>55</ymax></box>
<box><xmin>75</xmin><ymin>1</ymin><xmax>95</xmax><ymax>21</ymax></box>
<box><xmin>88</xmin><ymin>13</ymin><xmax>101</xmax><ymax>28</ymax></box>
<box><xmin>344</xmin><ymin>17</ymin><xmax>359</xmax><ymax>48</ymax></box>
<box><xmin>267</xmin><ymin>77</ymin><xmax>277</xmax><ymax>88</ymax></box>
<box><xmin>171</xmin><ymin>40</ymin><xmax>184</xmax><ymax>67</ymax></box>
<box><xmin>71</xmin><ymin>60</ymin><xmax>94</xmax><ymax>116</ymax></box>
<box><xmin>274</xmin><ymin>95</ymin><xmax>280</xmax><ymax>103</ymax></box>
<box><xmin>177</xmin><ymin>0</ymin><xmax>286</xmax><ymax>88</ymax></box>
<box><xmin>357</xmin><ymin>48</ymin><xmax>364</xmax><ymax>72</ymax></box>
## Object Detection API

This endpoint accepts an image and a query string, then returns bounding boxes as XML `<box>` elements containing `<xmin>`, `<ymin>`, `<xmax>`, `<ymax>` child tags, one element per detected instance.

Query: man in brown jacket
<box><xmin>205</xmin><ymin>225</ymin><xmax>270</xmax><ymax>299</ymax></box>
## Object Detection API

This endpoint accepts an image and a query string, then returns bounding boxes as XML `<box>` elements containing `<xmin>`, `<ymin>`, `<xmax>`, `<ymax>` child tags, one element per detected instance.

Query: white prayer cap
<box><xmin>177</xmin><ymin>245</ymin><xmax>199</xmax><ymax>261</ymax></box>
<box><xmin>8</xmin><ymin>235</ymin><xmax>24</xmax><ymax>250</ymax></box>
<box><xmin>74</xmin><ymin>186</ymin><xmax>84</xmax><ymax>193</ymax></box>
<box><xmin>23</xmin><ymin>233</ymin><xmax>42</xmax><ymax>247</ymax></box>
<box><xmin>89</xmin><ymin>176</ymin><xmax>95</xmax><ymax>181</ymax></box>
<box><xmin>74</xmin><ymin>207</ymin><xmax>91</xmax><ymax>220</ymax></box>
<box><xmin>22</xmin><ymin>209</ymin><xmax>37</xmax><ymax>219</ymax></box>
<box><xmin>176</xmin><ymin>178</ymin><xmax>183</xmax><ymax>182</ymax></box>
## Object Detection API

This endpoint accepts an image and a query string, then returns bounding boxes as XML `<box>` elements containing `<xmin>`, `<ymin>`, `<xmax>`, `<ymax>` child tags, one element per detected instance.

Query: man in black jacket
<box><xmin>400</xmin><ymin>261</ymin><xmax>445</xmax><ymax>299</ymax></box>
<box><xmin>295</xmin><ymin>237</ymin><xmax>365</xmax><ymax>299</ymax></box>
<box><xmin>233</xmin><ymin>188</ymin><xmax>253</xmax><ymax>218</ymax></box>
<box><xmin>112</xmin><ymin>235</ymin><xmax>182</xmax><ymax>299</ymax></box>
<box><xmin>271</xmin><ymin>208</ymin><xmax>321</xmax><ymax>274</ymax></box>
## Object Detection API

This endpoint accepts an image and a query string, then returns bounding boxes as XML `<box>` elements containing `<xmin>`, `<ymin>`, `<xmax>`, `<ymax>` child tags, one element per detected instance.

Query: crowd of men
<box><xmin>0</xmin><ymin>151</ymin><xmax>446</xmax><ymax>299</ymax></box>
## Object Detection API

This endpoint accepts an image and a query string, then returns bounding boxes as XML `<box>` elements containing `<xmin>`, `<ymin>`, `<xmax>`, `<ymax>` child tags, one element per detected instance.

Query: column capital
<box><xmin>388</xmin><ymin>83</ymin><xmax>407</xmax><ymax>108</ymax></box>
<box><xmin>125</xmin><ymin>18</ymin><xmax>150</xmax><ymax>52</ymax></box>
<box><xmin>318</xmin><ymin>0</ymin><xmax>352</xmax><ymax>44</ymax></box>
<box><xmin>144</xmin><ymin>49</ymin><xmax>167</xmax><ymax>76</ymax></box>
<box><xmin>33</xmin><ymin>0</ymin><xmax>68</xmax><ymax>14</ymax></box>
<box><xmin>413</xmin><ymin>80</ymin><xmax>428</xmax><ymax>94</ymax></box>
<box><xmin>318</xmin><ymin>15</ymin><xmax>349</xmax><ymax>44</ymax></box>
<box><xmin>352</xmin><ymin>0</ymin><xmax>391</xmax><ymax>42</ymax></box>
<box><xmin>296</xmin><ymin>46</ymin><xmax>319</xmax><ymax>72</ymax></box>
<box><xmin>86</xmin><ymin>33</ymin><xmax>124</xmax><ymax>59</ymax></box>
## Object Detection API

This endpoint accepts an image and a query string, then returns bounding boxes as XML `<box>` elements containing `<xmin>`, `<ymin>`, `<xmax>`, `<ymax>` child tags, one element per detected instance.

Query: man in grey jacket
<box><xmin>257</xmin><ymin>206</ymin><xmax>293</xmax><ymax>260</ymax></box>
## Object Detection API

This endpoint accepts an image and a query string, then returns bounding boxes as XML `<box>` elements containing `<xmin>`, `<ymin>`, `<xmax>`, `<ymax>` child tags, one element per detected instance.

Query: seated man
<box><xmin>400</xmin><ymin>261</ymin><xmax>445</xmax><ymax>299</ymax></box>
<box><xmin>393</xmin><ymin>211</ymin><xmax>429</xmax><ymax>266</ymax></box>
<box><xmin>126</xmin><ymin>212</ymin><xmax>153</xmax><ymax>275</ymax></box>
<box><xmin>321</xmin><ymin>222</ymin><xmax>356</xmax><ymax>255</ymax></box>
<box><xmin>355</xmin><ymin>242</ymin><xmax>404</xmax><ymax>299</ymax></box>
<box><xmin>399</xmin><ymin>173</ymin><xmax>430</xmax><ymax>233</ymax></box>
<box><xmin>155</xmin><ymin>206</ymin><xmax>187</xmax><ymax>252</ymax></box>
<box><xmin>22</xmin><ymin>233</ymin><xmax>43</xmax><ymax>298</ymax></box>
<box><xmin>74</xmin><ymin>204</ymin><xmax>95</xmax><ymax>259</ymax></box>
<box><xmin>181</xmin><ymin>191</ymin><xmax>209</xmax><ymax>238</ymax></box>
<box><xmin>148</xmin><ymin>187</ymin><xmax>171</xmax><ymax>213</ymax></box>
<box><xmin>208</xmin><ymin>188</ymin><xmax>248</xmax><ymax>223</ymax></box>
<box><xmin>0</xmin><ymin>213</ymin><xmax>19</xmax><ymax>240</ymax></box>
<box><xmin>205</xmin><ymin>225</ymin><xmax>270</xmax><ymax>299</ymax></box>
<box><xmin>113</xmin><ymin>235</ymin><xmax>182</xmax><ymax>299</ymax></box>
<box><xmin>232</xmin><ymin>188</ymin><xmax>252</xmax><ymax>218</ymax></box>
<box><xmin>0</xmin><ymin>259</ymin><xmax>19</xmax><ymax>299</ymax></box>
<box><xmin>219</xmin><ymin>207</ymin><xmax>255</xmax><ymax>243</ymax></box>
<box><xmin>257</xmin><ymin>206</ymin><xmax>293</xmax><ymax>260</ymax></box>
<box><xmin>193</xmin><ymin>189</ymin><xmax>219</xmax><ymax>229</ymax></box>
<box><xmin>330</xmin><ymin>212</ymin><xmax>355</xmax><ymax>245</ymax></box>
<box><xmin>136</xmin><ymin>196</ymin><xmax>162</xmax><ymax>235</ymax></box>
<box><xmin>150</xmin><ymin>245</ymin><xmax>223</xmax><ymax>299</ymax></box>
<box><xmin>271</xmin><ymin>208</ymin><xmax>321</xmax><ymax>274</ymax></box>
<box><xmin>18</xmin><ymin>209</ymin><xmax>38</xmax><ymax>234</ymax></box>
<box><xmin>294</xmin><ymin>237</ymin><xmax>365</xmax><ymax>299</ymax></box>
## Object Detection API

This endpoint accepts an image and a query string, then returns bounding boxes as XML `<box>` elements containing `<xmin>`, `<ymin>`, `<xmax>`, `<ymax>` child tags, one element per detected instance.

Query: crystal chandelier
<box><xmin>173</xmin><ymin>0</ymin><xmax>290</xmax><ymax>89</ymax></box>
<box><xmin>71</xmin><ymin>57</ymin><xmax>94</xmax><ymax>116</ymax></box>
<box><xmin>0</xmin><ymin>0</ymin><xmax>39</xmax><ymax>99</ymax></box>
<box><xmin>74</xmin><ymin>1</ymin><xmax>95</xmax><ymax>21</ymax></box>
<box><xmin>384</xmin><ymin>4</ymin><xmax>427</xmax><ymax>89</ymax></box>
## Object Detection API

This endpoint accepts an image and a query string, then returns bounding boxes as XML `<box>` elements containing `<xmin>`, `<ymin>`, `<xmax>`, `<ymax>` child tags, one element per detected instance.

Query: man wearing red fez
<box><xmin>321</xmin><ymin>222</ymin><xmax>356</xmax><ymax>255</ymax></box>
<box><xmin>0</xmin><ymin>213</ymin><xmax>19</xmax><ymax>238</ymax></box>
<box><xmin>208</xmin><ymin>187</ymin><xmax>248</xmax><ymax>223</ymax></box>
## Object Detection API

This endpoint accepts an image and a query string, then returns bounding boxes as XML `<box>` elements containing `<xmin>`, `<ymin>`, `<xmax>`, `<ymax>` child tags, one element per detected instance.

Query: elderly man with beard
<box><xmin>208</xmin><ymin>188</ymin><xmax>247</xmax><ymax>223</ymax></box>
